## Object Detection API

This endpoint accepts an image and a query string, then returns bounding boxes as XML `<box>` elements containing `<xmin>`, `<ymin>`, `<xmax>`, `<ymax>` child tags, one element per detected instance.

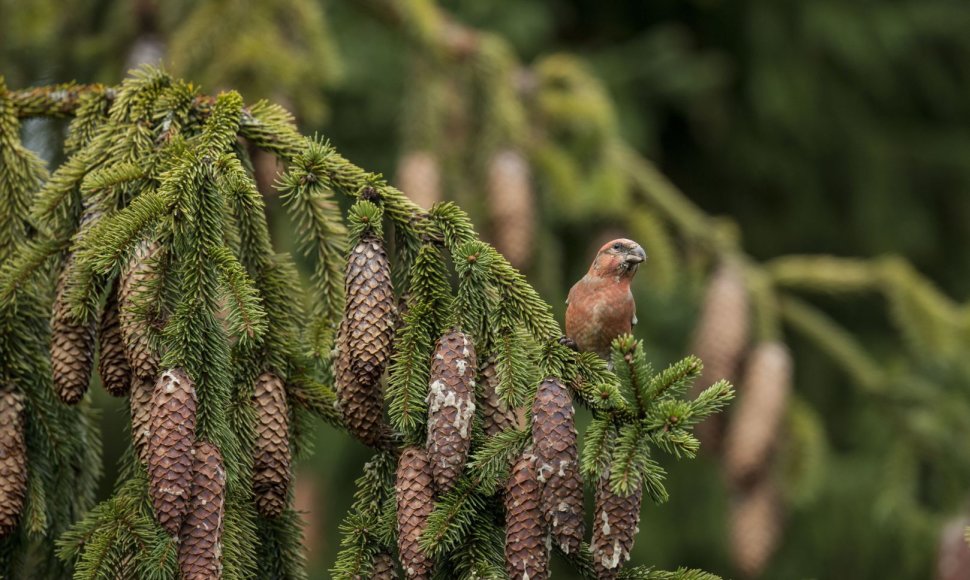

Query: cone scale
<box><xmin>253</xmin><ymin>371</ymin><xmax>292</xmax><ymax>517</ymax></box>
<box><xmin>531</xmin><ymin>377</ymin><xmax>584</xmax><ymax>555</ymax></box>
<box><xmin>426</xmin><ymin>330</ymin><xmax>476</xmax><ymax>494</ymax></box>
<box><xmin>335</xmin><ymin>233</ymin><xmax>396</xmax><ymax>446</ymax></box>
<box><xmin>178</xmin><ymin>441</ymin><xmax>226</xmax><ymax>580</ymax></box>
<box><xmin>147</xmin><ymin>368</ymin><xmax>198</xmax><ymax>535</ymax></box>
<box><xmin>396</xmin><ymin>447</ymin><xmax>435</xmax><ymax>580</ymax></box>
<box><xmin>0</xmin><ymin>390</ymin><xmax>27</xmax><ymax>537</ymax></box>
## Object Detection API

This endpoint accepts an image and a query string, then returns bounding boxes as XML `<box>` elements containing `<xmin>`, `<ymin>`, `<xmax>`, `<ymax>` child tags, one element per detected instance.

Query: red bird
<box><xmin>565</xmin><ymin>238</ymin><xmax>646</xmax><ymax>359</ymax></box>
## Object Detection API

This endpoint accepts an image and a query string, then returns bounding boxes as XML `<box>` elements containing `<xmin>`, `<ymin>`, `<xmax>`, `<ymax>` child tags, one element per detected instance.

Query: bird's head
<box><xmin>589</xmin><ymin>238</ymin><xmax>646</xmax><ymax>279</ymax></box>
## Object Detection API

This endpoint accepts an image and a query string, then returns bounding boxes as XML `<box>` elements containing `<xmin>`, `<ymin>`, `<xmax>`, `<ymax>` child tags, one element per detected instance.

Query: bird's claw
<box><xmin>558</xmin><ymin>336</ymin><xmax>579</xmax><ymax>352</ymax></box>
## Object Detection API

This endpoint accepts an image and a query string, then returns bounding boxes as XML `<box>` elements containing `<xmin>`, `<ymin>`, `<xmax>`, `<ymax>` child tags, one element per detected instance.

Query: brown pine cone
<box><xmin>478</xmin><ymin>356</ymin><xmax>518</xmax><ymax>437</ymax></box>
<box><xmin>0</xmin><ymin>389</ymin><xmax>27</xmax><ymax>537</ymax></box>
<box><xmin>147</xmin><ymin>368</ymin><xmax>197</xmax><ymax>535</ymax></box>
<box><xmin>729</xmin><ymin>477</ymin><xmax>782</xmax><ymax>579</ymax></box>
<box><xmin>504</xmin><ymin>451</ymin><xmax>548</xmax><ymax>580</ymax></box>
<box><xmin>723</xmin><ymin>342</ymin><xmax>792</xmax><ymax>486</ymax></box>
<box><xmin>396</xmin><ymin>447</ymin><xmax>435</xmax><ymax>580</ymax></box>
<box><xmin>371</xmin><ymin>550</ymin><xmax>398</xmax><ymax>579</ymax></box>
<box><xmin>689</xmin><ymin>259</ymin><xmax>750</xmax><ymax>451</ymax></box>
<box><xmin>178</xmin><ymin>441</ymin><xmax>226</xmax><ymax>580</ymax></box>
<box><xmin>130</xmin><ymin>377</ymin><xmax>153</xmax><ymax>463</ymax></box>
<box><xmin>591</xmin><ymin>471</ymin><xmax>643</xmax><ymax>580</ymax></box>
<box><xmin>487</xmin><ymin>150</ymin><xmax>535</xmax><ymax>271</ymax></box>
<box><xmin>935</xmin><ymin>514</ymin><xmax>970</xmax><ymax>580</ymax></box>
<box><xmin>253</xmin><ymin>371</ymin><xmax>291</xmax><ymax>518</ymax></box>
<box><xmin>119</xmin><ymin>241</ymin><xmax>160</xmax><ymax>382</ymax></box>
<box><xmin>531</xmin><ymin>377</ymin><xmax>584</xmax><ymax>555</ymax></box>
<box><xmin>334</xmin><ymin>329</ymin><xmax>383</xmax><ymax>447</ymax></box>
<box><xmin>396</xmin><ymin>150</ymin><xmax>441</xmax><ymax>210</ymax></box>
<box><xmin>426</xmin><ymin>330</ymin><xmax>476</xmax><ymax>494</ymax></box>
<box><xmin>98</xmin><ymin>280</ymin><xmax>131</xmax><ymax>396</ymax></box>
<box><xmin>335</xmin><ymin>233</ymin><xmax>395</xmax><ymax>446</ymax></box>
<box><xmin>51</xmin><ymin>254</ymin><xmax>96</xmax><ymax>405</ymax></box>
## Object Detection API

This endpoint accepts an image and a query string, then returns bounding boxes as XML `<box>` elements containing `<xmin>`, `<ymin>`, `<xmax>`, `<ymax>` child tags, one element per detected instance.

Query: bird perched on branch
<box><xmin>565</xmin><ymin>238</ymin><xmax>646</xmax><ymax>359</ymax></box>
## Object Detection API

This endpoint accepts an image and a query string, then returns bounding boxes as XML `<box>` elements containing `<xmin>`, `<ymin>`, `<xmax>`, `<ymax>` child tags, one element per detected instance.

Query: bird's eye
<box><xmin>612</xmin><ymin>243</ymin><xmax>622</xmax><ymax>250</ymax></box>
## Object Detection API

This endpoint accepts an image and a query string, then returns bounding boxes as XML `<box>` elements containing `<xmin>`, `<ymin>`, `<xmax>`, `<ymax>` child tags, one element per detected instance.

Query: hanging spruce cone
<box><xmin>723</xmin><ymin>342</ymin><xmax>793</xmax><ymax>486</ymax></box>
<box><xmin>335</xmin><ymin>233</ymin><xmax>395</xmax><ymax>446</ymax></box>
<box><xmin>51</xmin><ymin>254</ymin><xmax>96</xmax><ymax>404</ymax></box>
<box><xmin>0</xmin><ymin>389</ymin><xmax>27</xmax><ymax>538</ymax></box>
<box><xmin>253</xmin><ymin>371</ymin><xmax>291</xmax><ymax>518</ymax></box>
<box><xmin>178</xmin><ymin>441</ymin><xmax>226</xmax><ymax>580</ymax></box>
<box><xmin>729</xmin><ymin>477</ymin><xmax>782</xmax><ymax>578</ymax></box>
<box><xmin>334</xmin><ymin>329</ymin><xmax>384</xmax><ymax>447</ymax></box>
<box><xmin>396</xmin><ymin>447</ymin><xmax>435</xmax><ymax>580</ymax></box>
<box><xmin>371</xmin><ymin>550</ymin><xmax>398</xmax><ymax>580</ymax></box>
<box><xmin>478</xmin><ymin>356</ymin><xmax>518</xmax><ymax>437</ymax></box>
<box><xmin>591</xmin><ymin>471</ymin><xmax>643</xmax><ymax>580</ymax></box>
<box><xmin>119</xmin><ymin>241</ymin><xmax>160</xmax><ymax>382</ymax></box>
<box><xmin>935</xmin><ymin>515</ymin><xmax>970</xmax><ymax>580</ymax></box>
<box><xmin>426</xmin><ymin>330</ymin><xmax>476</xmax><ymax>494</ymax></box>
<box><xmin>487</xmin><ymin>150</ymin><xmax>535</xmax><ymax>271</ymax></box>
<box><xmin>504</xmin><ymin>451</ymin><xmax>548</xmax><ymax>580</ymax></box>
<box><xmin>130</xmin><ymin>377</ymin><xmax>153</xmax><ymax>463</ymax></box>
<box><xmin>98</xmin><ymin>280</ymin><xmax>131</xmax><ymax>396</ymax></box>
<box><xmin>396</xmin><ymin>150</ymin><xmax>441</xmax><ymax>210</ymax></box>
<box><xmin>689</xmin><ymin>259</ymin><xmax>750</xmax><ymax>451</ymax></box>
<box><xmin>147</xmin><ymin>368</ymin><xmax>197</xmax><ymax>535</ymax></box>
<box><xmin>531</xmin><ymin>377</ymin><xmax>584</xmax><ymax>555</ymax></box>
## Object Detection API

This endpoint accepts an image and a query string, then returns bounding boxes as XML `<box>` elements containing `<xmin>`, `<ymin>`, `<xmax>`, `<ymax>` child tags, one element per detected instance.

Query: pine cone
<box><xmin>51</xmin><ymin>254</ymin><xmax>96</xmax><ymax>404</ymax></box>
<box><xmin>935</xmin><ymin>514</ymin><xmax>970</xmax><ymax>580</ymax></box>
<box><xmin>0</xmin><ymin>389</ymin><xmax>27</xmax><ymax>537</ymax></box>
<box><xmin>396</xmin><ymin>150</ymin><xmax>441</xmax><ymax>210</ymax></box>
<box><xmin>426</xmin><ymin>330</ymin><xmax>476</xmax><ymax>494</ymax></box>
<box><xmin>531</xmin><ymin>377</ymin><xmax>584</xmax><ymax>555</ymax></box>
<box><xmin>253</xmin><ymin>371</ymin><xmax>291</xmax><ymax>518</ymax></box>
<box><xmin>591</xmin><ymin>471</ymin><xmax>643</xmax><ymax>580</ymax></box>
<box><xmin>487</xmin><ymin>150</ymin><xmax>535</xmax><ymax>271</ymax></box>
<box><xmin>130</xmin><ymin>377</ymin><xmax>153</xmax><ymax>463</ymax></box>
<box><xmin>334</xmin><ymin>331</ymin><xmax>383</xmax><ymax>447</ymax></box>
<box><xmin>396</xmin><ymin>447</ymin><xmax>435</xmax><ymax>580</ymax></box>
<box><xmin>723</xmin><ymin>343</ymin><xmax>792</xmax><ymax>486</ymax></box>
<box><xmin>335</xmin><ymin>233</ymin><xmax>395</xmax><ymax>446</ymax></box>
<box><xmin>729</xmin><ymin>477</ymin><xmax>782</xmax><ymax>578</ymax></box>
<box><xmin>371</xmin><ymin>550</ymin><xmax>398</xmax><ymax>579</ymax></box>
<box><xmin>689</xmin><ymin>259</ymin><xmax>750</xmax><ymax>451</ymax></box>
<box><xmin>504</xmin><ymin>451</ymin><xmax>548</xmax><ymax>580</ymax></box>
<box><xmin>178</xmin><ymin>441</ymin><xmax>226</xmax><ymax>580</ymax></box>
<box><xmin>119</xmin><ymin>241</ymin><xmax>160</xmax><ymax>382</ymax></box>
<box><xmin>478</xmin><ymin>356</ymin><xmax>518</xmax><ymax>437</ymax></box>
<box><xmin>98</xmin><ymin>280</ymin><xmax>131</xmax><ymax>396</ymax></box>
<box><xmin>148</xmin><ymin>368</ymin><xmax>198</xmax><ymax>535</ymax></box>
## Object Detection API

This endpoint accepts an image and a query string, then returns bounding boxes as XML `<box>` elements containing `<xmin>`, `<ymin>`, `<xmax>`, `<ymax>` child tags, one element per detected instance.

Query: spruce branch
<box><xmin>331</xmin><ymin>453</ymin><xmax>395</xmax><ymax>580</ymax></box>
<box><xmin>3</xmin><ymin>67</ymin><xmax>745</xmax><ymax>580</ymax></box>
<box><xmin>386</xmin><ymin>243</ymin><xmax>452</xmax><ymax>441</ymax></box>
<box><xmin>210</xmin><ymin>244</ymin><xmax>268</xmax><ymax>345</ymax></box>
<box><xmin>276</xmin><ymin>138</ymin><xmax>348</xmax><ymax>357</ymax></box>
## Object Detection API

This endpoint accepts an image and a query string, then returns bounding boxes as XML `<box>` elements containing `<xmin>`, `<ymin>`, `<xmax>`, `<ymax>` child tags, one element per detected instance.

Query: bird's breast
<box><xmin>565</xmin><ymin>280</ymin><xmax>634</xmax><ymax>357</ymax></box>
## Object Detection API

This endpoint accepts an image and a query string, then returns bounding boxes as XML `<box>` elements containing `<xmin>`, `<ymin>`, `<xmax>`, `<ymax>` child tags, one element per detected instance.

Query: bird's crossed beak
<box><xmin>624</xmin><ymin>245</ymin><xmax>647</xmax><ymax>264</ymax></box>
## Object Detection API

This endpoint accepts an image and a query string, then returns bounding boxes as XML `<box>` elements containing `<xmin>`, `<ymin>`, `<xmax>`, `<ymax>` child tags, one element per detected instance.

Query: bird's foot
<box><xmin>558</xmin><ymin>336</ymin><xmax>579</xmax><ymax>352</ymax></box>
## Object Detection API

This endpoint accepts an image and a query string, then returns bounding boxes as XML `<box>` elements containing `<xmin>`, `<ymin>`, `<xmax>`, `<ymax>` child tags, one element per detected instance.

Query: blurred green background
<box><xmin>4</xmin><ymin>0</ymin><xmax>970</xmax><ymax>578</ymax></box>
